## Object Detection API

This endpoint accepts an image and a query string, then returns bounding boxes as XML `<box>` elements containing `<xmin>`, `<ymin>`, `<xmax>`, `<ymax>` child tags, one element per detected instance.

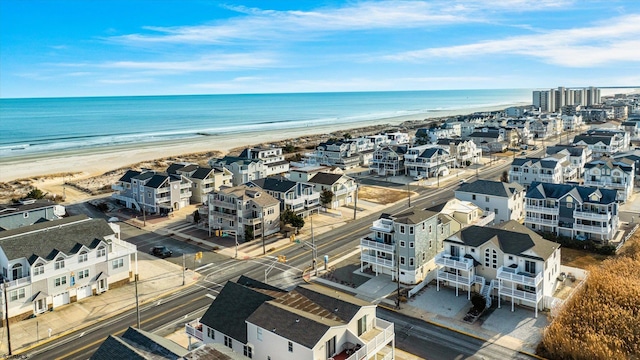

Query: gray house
<box><xmin>0</xmin><ymin>199</ymin><xmax>65</xmax><ymax>231</ymax></box>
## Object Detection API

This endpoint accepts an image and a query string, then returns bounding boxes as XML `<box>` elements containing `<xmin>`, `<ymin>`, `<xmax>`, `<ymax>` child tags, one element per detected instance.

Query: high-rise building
<box><xmin>533</xmin><ymin>87</ymin><xmax>600</xmax><ymax>112</ymax></box>
<box><xmin>586</xmin><ymin>86</ymin><xmax>601</xmax><ymax>106</ymax></box>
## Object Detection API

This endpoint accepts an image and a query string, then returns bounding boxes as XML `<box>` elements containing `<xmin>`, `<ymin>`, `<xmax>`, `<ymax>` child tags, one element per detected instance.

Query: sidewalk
<box><xmin>1</xmin><ymin>252</ymin><xmax>200</xmax><ymax>356</ymax></box>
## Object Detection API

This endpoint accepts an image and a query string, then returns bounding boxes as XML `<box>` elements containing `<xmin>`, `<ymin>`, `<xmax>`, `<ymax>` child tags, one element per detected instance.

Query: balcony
<box><xmin>497</xmin><ymin>266</ymin><xmax>542</xmax><ymax>287</ymax></box>
<box><xmin>180</xmin><ymin>183</ymin><xmax>191</xmax><ymax>190</ymax></box>
<box><xmin>437</xmin><ymin>268</ymin><xmax>472</xmax><ymax>285</ymax></box>
<box><xmin>361</xmin><ymin>253</ymin><xmax>395</xmax><ymax>270</ymax></box>
<box><xmin>525</xmin><ymin>205</ymin><xmax>559</xmax><ymax>214</ymax></box>
<box><xmin>435</xmin><ymin>253</ymin><xmax>473</xmax><ymax>271</ymax></box>
<box><xmin>345</xmin><ymin>318</ymin><xmax>394</xmax><ymax>360</ymax></box>
<box><xmin>498</xmin><ymin>287</ymin><xmax>542</xmax><ymax>303</ymax></box>
<box><xmin>180</xmin><ymin>191</ymin><xmax>192</xmax><ymax>198</ymax></box>
<box><xmin>111</xmin><ymin>184</ymin><xmax>125</xmax><ymax>192</ymax></box>
<box><xmin>185</xmin><ymin>318</ymin><xmax>204</xmax><ymax>341</ymax></box>
<box><xmin>371</xmin><ymin>220</ymin><xmax>394</xmax><ymax>233</ymax></box>
<box><xmin>335</xmin><ymin>185</ymin><xmax>357</xmax><ymax>196</ymax></box>
<box><xmin>525</xmin><ymin>216</ymin><xmax>557</xmax><ymax>226</ymax></box>
<box><xmin>156</xmin><ymin>196</ymin><xmax>170</xmax><ymax>203</ymax></box>
<box><xmin>574</xmin><ymin>223</ymin><xmax>610</xmax><ymax>234</ymax></box>
<box><xmin>244</xmin><ymin>217</ymin><xmax>263</xmax><ymax>226</ymax></box>
<box><xmin>574</xmin><ymin>210</ymin><xmax>610</xmax><ymax>220</ymax></box>
<box><xmin>361</xmin><ymin>237</ymin><xmax>395</xmax><ymax>253</ymax></box>
<box><xmin>3</xmin><ymin>276</ymin><xmax>31</xmax><ymax>289</ymax></box>
<box><xmin>156</xmin><ymin>187</ymin><xmax>170</xmax><ymax>194</ymax></box>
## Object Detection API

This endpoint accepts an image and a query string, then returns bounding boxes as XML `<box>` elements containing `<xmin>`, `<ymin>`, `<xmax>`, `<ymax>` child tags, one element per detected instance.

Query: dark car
<box><xmin>151</xmin><ymin>246</ymin><xmax>172</xmax><ymax>258</ymax></box>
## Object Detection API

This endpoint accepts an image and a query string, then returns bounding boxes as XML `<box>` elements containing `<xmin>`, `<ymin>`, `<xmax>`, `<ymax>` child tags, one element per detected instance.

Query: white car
<box><xmin>413</xmin><ymin>174</ymin><xmax>424</xmax><ymax>181</ymax></box>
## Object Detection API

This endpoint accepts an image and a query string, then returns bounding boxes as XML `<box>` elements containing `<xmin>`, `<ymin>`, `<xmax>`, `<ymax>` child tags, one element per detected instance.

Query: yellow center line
<box><xmin>55</xmin><ymin>296</ymin><xmax>202</xmax><ymax>360</ymax></box>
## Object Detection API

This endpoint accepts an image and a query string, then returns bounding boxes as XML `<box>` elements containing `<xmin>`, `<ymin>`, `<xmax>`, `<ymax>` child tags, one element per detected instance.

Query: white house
<box><xmin>404</xmin><ymin>146</ymin><xmax>455</xmax><ymax>179</ymax></box>
<box><xmin>455</xmin><ymin>180</ymin><xmax>525</xmax><ymax>223</ymax></box>
<box><xmin>186</xmin><ymin>277</ymin><xmax>395</xmax><ymax>360</ymax></box>
<box><xmin>247</xmin><ymin>177</ymin><xmax>320</xmax><ymax>216</ymax></box>
<box><xmin>306</xmin><ymin>172</ymin><xmax>357</xmax><ymax>209</ymax></box>
<box><xmin>509</xmin><ymin>157</ymin><xmax>565</xmax><ymax>187</ymax></box>
<box><xmin>435</xmin><ymin>221</ymin><xmax>561</xmax><ymax>317</ymax></box>
<box><xmin>435</xmin><ymin>139</ymin><xmax>482</xmax><ymax>168</ymax></box>
<box><xmin>583</xmin><ymin>158</ymin><xmax>635</xmax><ymax>202</ymax></box>
<box><xmin>0</xmin><ymin>215</ymin><xmax>136</xmax><ymax>323</ymax></box>
<box><xmin>369</xmin><ymin>145</ymin><xmax>408</xmax><ymax>176</ymax></box>
<box><xmin>545</xmin><ymin>145</ymin><xmax>592</xmax><ymax>178</ymax></box>
<box><xmin>167</xmin><ymin>163</ymin><xmax>233</xmax><ymax>203</ymax></box>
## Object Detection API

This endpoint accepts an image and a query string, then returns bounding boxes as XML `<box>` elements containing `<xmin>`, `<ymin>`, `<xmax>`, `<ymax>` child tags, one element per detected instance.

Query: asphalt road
<box><xmin>23</xmin><ymin>158</ymin><xmax>518</xmax><ymax>359</ymax></box>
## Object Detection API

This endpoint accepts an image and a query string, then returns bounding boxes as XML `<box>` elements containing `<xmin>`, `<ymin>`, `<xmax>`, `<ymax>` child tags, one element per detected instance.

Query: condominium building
<box><xmin>211</xmin><ymin>147</ymin><xmax>289</xmax><ymax>186</ymax></box>
<box><xmin>572</xmin><ymin>129</ymin><xmax>629</xmax><ymax>158</ymax></box>
<box><xmin>545</xmin><ymin>145</ymin><xmax>592</xmax><ymax>178</ymax></box>
<box><xmin>0</xmin><ymin>215</ymin><xmax>136</xmax><ymax>322</ymax></box>
<box><xmin>583</xmin><ymin>158</ymin><xmax>635</xmax><ymax>202</ymax></box>
<box><xmin>167</xmin><ymin>163</ymin><xmax>233</xmax><ymax>203</ymax></box>
<box><xmin>524</xmin><ymin>182</ymin><xmax>619</xmax><ymax>243</ymax></box>
<box><xmin>509</xmin><ymin>157</ymin><xmax>564</xmax><ymax>187</ymax></box>
<box><xmin>112</xmin><ymin>170</ymin><xmax>192</xmax><ymax>214</ymax></box>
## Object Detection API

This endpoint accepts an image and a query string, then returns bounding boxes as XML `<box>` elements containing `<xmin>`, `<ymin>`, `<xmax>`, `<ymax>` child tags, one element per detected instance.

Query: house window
<box><xmin>472</xmin><ymin>194</ymin><xmax>476</xmax><ymax>200</ymax></box>
<box><xmin>409</xmin><ymin>242</ymin><xmax>414</xmax><ymax>248</ymax></box>
<box><xmin>508</xmin><ymin>256</ymin><xmax>513</xmax><ymax>260</ymax></box>
<box><xmin>243</xmin><ymin>345</ymin><xmax>253</xmax><ymax>358</ymax></box>
<box><xmin>224</xmin><ymin>336</ymin><xmax>232</xmax><ymax>348</ymax></box>
<box><xmin>400</xmin><ymin>257</ymin><xmax>406</xmax><ymax>265</ymax></box>
<box><xmin>55</xmin><ymin>258</ymin><xmax>65</xmax><ymax>270</ymax></box>
<box><xmin>422</xmin><ymin>253</ymin><xmax>426</xmax><ymax>260</ymax></box>
<box><xmin>55</xmin><ymin>276</ymin><xmax>67</xmax><ymax>287</ymax></box>
<box><xmin>494</xmin><ymin>208</ymin><xmax>498</xmax><ymax>215</ymax></box>
<box><xmin>112</xmin><ymin>258</ymin><xmax>124</xmax><ymax>269</ymax></box>
<box><xmin>399</xmin><ymin>225</ymin><xmax>405</xmax><ymax>234</ymax></box>
<box><xmin>485</xmin><ymin>196</ymin><xmax>490</xmax><ymax>202</ymax></box>
<box><xmin>257</xmin><ymin>328</ymin><xmax>262</xmax><ymax>341</ymax></box>
<box><xmin>429</xmin><ymin>240</ymin><xmax>432</xmax><ymax>248</ymax></box>
<box><xmin>33</xmin><ymin>264</ymin><xmax>44</xmax><ymax>276</ymax></box>
<box><xmin>78</xmin><ymin>252</ymin><xmax>88</xmax><ymax>263</ymax></box>
<box><xmin>409</xmin><ymin>227</ymin><xmax>414</xmax><ymax>235</ymax></box>
<box><xmin>429</xmin><ymin>225</ymin><xmax>432</xmax><ymax>233</ymax></box>
<box><xmin>400</xmin><ymin>241</ymin><xmax>405</xmax><ymax>247</ymax></box>
<box><xmin>288</xmin><ymin>341</ymin><xmax>293</xmax><ymax>352</ymax></box>
<box><xmin>525</xmin><ymin>260</ymin><xmax>536</xmax><ymax>274</ymax></box>
<box><xmin>78</xmin><ymin>269</ymin><xmax>89</xmax><ymax>279</ymax></box>
<box><xmin>97</xmin><ymin>247</ymin><xmax>106</xmax><ymax>257</ymax></box>
<box><xmin>409</xmin><ymin>257</ymin><xmax>415</xmax><ymax>267</ymax></box>
<box><xmin>10</xmin><ymin>288</ymin><xmax>26</xmax><ymax>302</ymax></box>
<box><xmin>471</xmin><ymin>248</ymin><xmax>475</xmax><ymax>253</ymax></box>
<box><xmin>207</xmin><ymin>328</ymin><xmax>215</xmax><ymax>339</ymax></box>
<box><xmin>357</xmin><ymin>315</ymin><xmax>367</xmax><ymax>336</ymax></box>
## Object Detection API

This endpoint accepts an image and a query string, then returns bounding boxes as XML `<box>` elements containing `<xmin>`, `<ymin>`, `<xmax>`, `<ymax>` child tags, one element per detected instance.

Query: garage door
<box><xmin>53</xmin><ymin>292</ymin><xmax>70</xmax><ymax>308</ymax></box>
<box><xmin>76</xmin><ymin>285</ymin><xmax>92</xmax><ymax>300</ymax></box>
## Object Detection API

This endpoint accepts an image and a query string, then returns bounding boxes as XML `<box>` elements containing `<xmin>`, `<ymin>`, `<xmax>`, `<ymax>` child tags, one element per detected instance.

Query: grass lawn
<box><xmin>561</xmin><ymin>247</ymin><xmax>611</xmax><ymax>268</ymax></box>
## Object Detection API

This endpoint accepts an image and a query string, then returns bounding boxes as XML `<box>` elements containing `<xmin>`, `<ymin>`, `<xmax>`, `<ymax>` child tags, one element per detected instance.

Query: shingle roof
<box><xmin>191</xmin><ymin>166</ymin><xmax>214</xmax><ymax>180</ymax></box>
<box><xmin>118</xmin><ymin>169</ymin><xmax>141</xmax><ymax>182</ymax></box>
<box><xmin>436</xmin><ymin>139</ymin><xmax>466</xmax><ymax>145</ymax></box>
<box><xmin>249</xmin><ymin>178</ymin><xmax>296</xmax><ymax>193</ymax></box>
<box><xmin>0</xmin><ymin>215</ymin><xmax>114</xmax><ymax>264</ymax></box>
<box><xmin>132</xmin><ymin>171</ymin><xmax>155</xmax><ymax>181</ymax></box>
<box><xmin>308</xmin><ymin>172</ymin><xmax>343</xmax><ymax>185</ymax></box>
<box><xmin>573</xmin><ymin>135</ymin><xmax>613</xmax><ymax>145</ymax></box>
<box><xmin>546</xmin><ymin>145</ymin><xmax>586</xmax><ymax>157</ymax></box>
<box><xmin>166</xmin><ymin>163</ymin><xmax>186</xmax><ymax>175</ymax></box>
<box><xmin>584</xmin><ymin>159</ymin><xmax>634</xmax><ymax>172</ymax></box>
<box><xmin>0</xmin><ymin>199</ymin><xmax>59</xmax><ymax>217</ymax></box>
<box><xmin>91</xmin><ymin>327</ymin><xmax>189</xmax><ymax>360</ymax></box>
<box><xmin>446</xmin><ymin>222</ymin><xmax>558</xmax><ymax>260</ymax></box>
<box><xmin>457</xmin><ymin>180</ymin><xmax>523</xmax><ymax>198</ymax></box>
<box><xmin>145</xmin><ymin>174</ymin><xmax>169</xmax><ymax>189</ymax></box>
<box><xmin>526</xmin><ymin>182</ymin><xmax>618</xmax><ymax>204</ymax></box>
<box><xmin>199</xmin><ymin>281</ymin><xmax>275</xmax><ymax>343</ymax></box>
<box><xmin>218</xmin><ymin>185</ymin><xmax>280</xmax><ymax>207</ymax></box>
<box><xmin>469</xmin><ymin>132</ymin><xmax>500</xmax><ymax>138</ymax></box>
<box><xmin>393</xmin><ymin>208</ymin><xmax>439</xmax><ymax>224</ymax></box>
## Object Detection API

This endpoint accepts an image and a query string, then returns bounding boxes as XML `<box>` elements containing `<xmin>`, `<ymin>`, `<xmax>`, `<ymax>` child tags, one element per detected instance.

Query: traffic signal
<box><xmin>277</xmin><ymin>255</ymin><xmax>286</xmax><ymax>263</ymax></box>
<box><xmin>195</xmin><ymin>252</ymin><xmax>203</xmax><ymax>261</ymax></box>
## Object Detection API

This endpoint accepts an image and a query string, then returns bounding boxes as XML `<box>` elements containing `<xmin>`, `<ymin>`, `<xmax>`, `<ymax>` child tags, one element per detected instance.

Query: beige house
<box><xmin>431</xmin><ymin>199</ymin><xmax>495</xmax><ymax>228</ymax></box>
<box><xmin>167</xmin><ymin>163</ymin><xmax>233</xmax><ymax>203</ymax></box>
<box><xmin>306</xmin><ymin>172</ymin><xmax>357</xmax><ymax>209</ymax></box>
<box><xmin>208</xmin><ymin>185</ymin><xmax>280</xmax><ymax>240</ymax></box>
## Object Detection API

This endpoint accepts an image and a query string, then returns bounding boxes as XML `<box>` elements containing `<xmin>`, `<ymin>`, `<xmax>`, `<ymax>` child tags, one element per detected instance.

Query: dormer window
<box><xmin>54</xmin><ymin>258</ymin><xmax>65</xmax><ymax>270</ymax></box>
<box><xmin>33</xmin><ymin>263</ymin><xmax>44</xmax><ymax>276</ymax></box>
<box><xmin>97</xmin><ymin>247</ymin><xmax>106</xmax><ymax>257</ymax></box>
<box><xmin>78</xmin><ymin>251</ymin><xmax>88</xmax><ymax>263</ymax></box>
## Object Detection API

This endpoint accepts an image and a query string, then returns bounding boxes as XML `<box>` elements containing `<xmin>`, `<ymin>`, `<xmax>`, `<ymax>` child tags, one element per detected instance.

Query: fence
<box><xmin>616</xmin><ymin>223</ymin><xmax>639</xmax><ymax>252</ymax></box>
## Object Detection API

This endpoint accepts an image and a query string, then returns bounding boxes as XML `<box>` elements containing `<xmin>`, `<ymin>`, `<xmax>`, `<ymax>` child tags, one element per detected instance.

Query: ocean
<box><xmin>0</xmin><ymin>89</ymin><xmax>532</xmax><ymax>158</ymax></box>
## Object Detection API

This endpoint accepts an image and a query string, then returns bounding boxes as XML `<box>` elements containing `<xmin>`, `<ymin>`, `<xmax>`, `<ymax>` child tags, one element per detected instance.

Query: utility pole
<box><xmin>312</xmin><ymin>216</ymin><xmax>317</xmax><ymax>276</ymax></box>
<box><xmin>261</xmin><ymin>209</ymin><xmax>266</xmax><ymax>255</ymax></box>
<box><xmin>407</xmin><ymin>182</ymin><xmax>411</xmax><ymax>207</ymax></box>
<box><xmin>396</xmin><ymin>246</ymin><xmax>401</xmax><ymax>310</ymax></box>
<box><xmin>135</xmin><ymin>252</ymin><xmax>140</xmax><ymax>328</ymax></box>
<box><xmin>353</xmin><ymin>183</ymin><xmax>358</xmax><ymax>220</ymax></box>
<box><xmin>3</xmin><ymin>280</ymin><xmax>12</xmax><ymax>355</ymax></box>
<box><xmin>182</xmin><ymin>254</ymin><xmax>186</xmax><ymax>286</ymax></box>
<box><xmin>142</xmin><ymin>206</ymin><xmax>146</xmax><ymax>227</ymax></box>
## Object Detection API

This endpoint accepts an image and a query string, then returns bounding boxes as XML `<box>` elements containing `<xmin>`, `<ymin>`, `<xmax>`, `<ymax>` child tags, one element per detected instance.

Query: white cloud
<box><xmin>385</xmin><ymin>14</ymin><xmax>640</xmax><ymax>67</ymax></box>
<box><xmin>98</xmin><ymin>78</ymin><xmax>153</xmax><ymax>84</ymax></box>
<box><xmin>109</xmin><ymin>0</ymin><xmax>570</xmax><ymax>46</ymax></box>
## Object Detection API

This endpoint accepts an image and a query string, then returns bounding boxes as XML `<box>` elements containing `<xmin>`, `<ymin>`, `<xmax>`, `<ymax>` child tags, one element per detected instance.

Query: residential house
<box><xmin>612</xmin><ymin>149</ymin><xmax>640</xmax><ymax>179</ymax></box>
<box><xmin>621</xmin><ymin>120</ymin><xmax>640</xmax><ymax>138</ymax></box>
<box><xmin>385</xmin><ymin>132</ymin><xmax>410</xmax><ymax>145</ymax></box>
<box><xmin>211</xmin><ymin>147</ymin><xmax>290</xmax><ymax>186</ymax></box>
<box><xmin>369</xmin><ymin>145</ymin><xmax>407</xmax><ymax>176</ymax></box>
<box><xmin>92</xmin><ymin>327</ymin><xmax>243</xmax><ymax>360</ymax></box>
<box><xmin>306</xmin><ymin>172</ymin><xmax>357</xmax><ymax>209</ymax></box>
<box><xmin>404</xmin><ymin>146</ymin><xmax>455</xmax><ymax>179</ymax></box>
<box><xmin>247</xmin><ymin>177</ymin><xmax>320</xmax><ymax>216</ymax></box>
<box><xmin>579</xmin><ymin>108</ymin><xmax>608</xmax><ymax>123</ymax></box>
<box><xmin>560</xmin><ymin>114</ymin><xmax>584</xmax><ymax>131</ymax></box>
<box><xmin>185</xmin><ymin>277</ymin><xmax>395</xmax><ymax>360</ymax></box>
<box><xmin>436</xmin><ymin>139</ymin><xmax>482</xmax><ymax>168</ymax></box>
<box><xmin>524</xmin><ymin>182</ymin><xmax>619</xmax><ymax>243</ymax></box>
<box><xmin>208</xmin><ymin>185</ymin><xmax>280</xmax><ymax>240</ymax></box>
<box><xmin>308</xmin><ymin>140</ymin><xmax>361</xmax><ymax>169</ymax></box>
<box><xmin>435</xmin><ymin>221</ymin><xmax>561</xmax><ymax>317</ymax></box>
<box><xmin>288</xmin><ymin>165</ymin><xmax>342</xmax><ymax>183</ymax></box>
<box><xmin>0</xmin><ymin>199</ymin><xmax>65</xmax><ymax>231</ymax></box>
<box><xmin>240</xmin><ymin>147</ymin><xmax>290</xmax><ymax>176</ymax></box>
<box><xmin>529</xmin><ymin>118</ymin><xmax>562</xmax><ymax>139</ymax></box>
<box><xmin>0</xmin><ymin>215</ymin><xmax>136</xmax><ymax>323</ymax></box>
<box><xmin>545</xmin><ymin>145</ymin><xmax>592</xmax><ymax>178</ymax></box>
<box><xmin>509</xmin><ymin>157</ymin><xmax>565</xmax><ymax>187</ymax></box>
<box><xmin>455</xmin><ymin>180</ymin><xmax>525</xmax><ymax>223</ymax></box>
<box><xmin>468</xmin><ymin>131</ymin><xmax>505</xmax><ymax>153</ymax></box>
<box><xmin>112</xmin><ymin>170</ymin><xmax>192</xmax><ymax>214</ymax></box>
<box><xmin>583</xmin><ymin>158</ymin><xmax>635</xmax><ymax>202</ymax></box>
<box><xmin>167</xmin><ymin>163</ymin><xmax>233</xmax><ymax>203</ymax></box>
<box><xmin>572</xmin><ymin>129</ymin><xmax>629</xmax><ymax>158</ymax></box>
<box><xmin>360</xmin><ymin>208</ymin><xmax>456</xmax><ymax>285</ymax></box>
<box><xmin>428</xmin><ymin>199</ymin><xmax>495</xmax><ymax>228</ymax></box>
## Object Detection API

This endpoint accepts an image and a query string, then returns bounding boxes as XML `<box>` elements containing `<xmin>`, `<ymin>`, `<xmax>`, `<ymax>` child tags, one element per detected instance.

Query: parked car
<box><xmin>151</xmin><ymin>246</ymin><xmax>173</xmax><ymax>258</ymax></box>
<box><xmin>413</xmin><ymin>174</ymin><xmax>424</xmax><ymax>181</ymax></box>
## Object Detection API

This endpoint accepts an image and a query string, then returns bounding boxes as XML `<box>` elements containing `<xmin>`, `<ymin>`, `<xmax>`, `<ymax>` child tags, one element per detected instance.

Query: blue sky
<box><xmin>1</xmin><ymin>0</ymin><xmax>639</xmax><ymax>98</ymax></box>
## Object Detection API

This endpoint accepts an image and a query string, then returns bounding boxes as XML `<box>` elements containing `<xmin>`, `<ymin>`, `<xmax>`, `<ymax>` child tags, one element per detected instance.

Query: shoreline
<box><xmin>0</xmin><ymin>103</ymin><xmax>524</xmax><ymax>183</ymax></box>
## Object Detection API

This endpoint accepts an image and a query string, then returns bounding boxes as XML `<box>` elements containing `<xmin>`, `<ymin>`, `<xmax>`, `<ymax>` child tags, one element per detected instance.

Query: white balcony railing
<box><xmin>4</xmin><ymin>276</ymin><xmax>31</xmax><ymax>289</ymax></box>
<box><xmin>434</xmin><ymin>253</ymin><xmax>473</xmax><ymax>271</ymax></box>
<box><xmin>437</xmin><ymin>269</ymin><xmax>472</xmax><ymax>285</ymax></box>
<box><xmin>370</xmin><ymin>220</ymin><xmax>394</xmax><ymax>233</ymax></box>
<box><xmin>361</xmin><ymin>254</ymin><xmax>395</xmax><ymax>269</ymax></box>
<box><xmin>526</xmin><ymin>205</ymin><xmax>559</xmax><ymax>213</ymax></box>
<box><xmin>498</xmin><ymin>287</ymin><xmax>542</xmax><ymax>303</ymax></box>
<box><xmin>525</xmin><ymin>216</ymin><xmax>557</xmax><ymax>226</ymax></box>
<box><xmin>496</xmin><ymin>266</ymin><xmax>542</xmax><ymax>287</ymax></box>
<box><xmin>335</xmin><ymin>185</ymin><xmax>357</xmax><ymax>196</ymax></box>
<box><xmin>345</xmin><ymin>318</ymin><xmax>394</xmax><ymax>360</ymax></box>
<box><xmin>574</xmin><ymin>211</ymin><xmax>610</xmax><ymax>220</ymax></box>
<box><xmin>185</xmin><ymin>318</ymin><xmax>204</xmax><ymax>341</ymax></box>
<box><xmin>361</xmin><ymin>238</ymin><xmax>395</xmax><ymax>253</ymax></box>
<box><xmin>111</xmin><ymin>184</ymin><xmax>125</xmax><ymax>192</ymax></box>
<box><xmin>574</xmin><ymin>223</ymin><xmax>610</xmax><ymax>234</ymax></box>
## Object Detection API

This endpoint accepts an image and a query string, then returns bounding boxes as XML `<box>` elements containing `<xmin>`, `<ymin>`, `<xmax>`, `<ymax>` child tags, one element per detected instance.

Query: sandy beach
<box><xmin>0</xmin><ymin>104</ymin><xmax>522</xmax><ymax>202</ymax></box>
